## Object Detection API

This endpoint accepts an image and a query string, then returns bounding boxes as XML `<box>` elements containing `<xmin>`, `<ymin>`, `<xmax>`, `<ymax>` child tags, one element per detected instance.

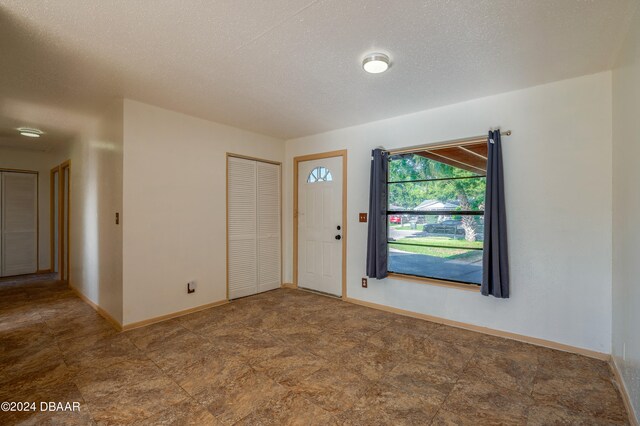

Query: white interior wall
<box><xmin>122</xmin><ymin>100</ymin><xmax>284</xmax><ymax>325</ymax></box>
<box><xmin>66</xmin><ymin>101</ymin><xmax>124</xmax><ymax>323</ymax></box>
<box><xmin>0</xmin><ymin>149</ymin><xmax>67</xmax><ymax>271</ymax></box>
<box><xmin>612</xmin><ymin>6</ymin><xmax>640</xmax><ymax>421</ymax></box>
<box><xmin>284</xmin><ymin>72</ymin><xmax>613</xmax><ymax>353</ymax></box>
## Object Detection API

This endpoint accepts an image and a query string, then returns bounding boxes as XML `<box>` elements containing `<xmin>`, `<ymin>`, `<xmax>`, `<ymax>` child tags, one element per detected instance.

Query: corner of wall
<box><xmin>67</xmin><ymin>100</ymin><xmax>125</xmax><ymax>324</ymax></box>
<box><xmin>611</xmin><ymin>4</ymin><xmax>640</xmax><ymax>422</ymax></box>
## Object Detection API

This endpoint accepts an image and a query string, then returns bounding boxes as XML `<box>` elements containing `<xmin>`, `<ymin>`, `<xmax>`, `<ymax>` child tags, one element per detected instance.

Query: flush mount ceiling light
<box><xmin>18</xmin><ymin>128</ymin><xmax>43</xmax><ymax>138</ymax></box>
<box><xmin>362</xmin><ymin>53</ymin><xmax>390</xmax><ymax>74</ymax></box>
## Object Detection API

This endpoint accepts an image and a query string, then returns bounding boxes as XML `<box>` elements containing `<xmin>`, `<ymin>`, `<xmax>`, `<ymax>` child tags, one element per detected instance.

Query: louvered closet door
<box><xmin>228</xmin><ymin>157</ymin><xmax>258</xmax><ymax>299</ymax></box>
<box><xmin>1</xmin><ymin>172</ymin><xmax>38</xmax><ymax>277</ymax></box>
<box><xmin>257</xmin><ymin>162</ymin><xmax>281</xmax><ymax>293</ymax></box>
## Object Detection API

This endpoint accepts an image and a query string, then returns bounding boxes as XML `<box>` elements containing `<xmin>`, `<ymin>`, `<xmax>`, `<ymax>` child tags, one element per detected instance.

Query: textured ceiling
<box><xmin>0</xmin><ymin>0</ymin><xmax>637</xmax><ymax>145</ymax></box>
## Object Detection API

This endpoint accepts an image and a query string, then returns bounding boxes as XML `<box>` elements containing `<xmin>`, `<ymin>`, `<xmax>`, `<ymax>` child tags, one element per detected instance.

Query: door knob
<box><xmin>335</xmin><ymin>235</ymin><xmax>342</xmax><ymax>240</ymax></box>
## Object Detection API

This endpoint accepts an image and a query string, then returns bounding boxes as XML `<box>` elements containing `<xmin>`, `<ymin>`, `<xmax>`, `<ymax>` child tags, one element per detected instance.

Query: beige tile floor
<box><xmin>0</xmin><ymin>274</ymin><xmax>630</xmax><ymax>425</ymax></box>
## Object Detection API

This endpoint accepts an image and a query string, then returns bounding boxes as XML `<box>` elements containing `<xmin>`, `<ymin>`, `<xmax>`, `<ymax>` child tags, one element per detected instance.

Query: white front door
<box><xmin>297</xmin><ymin>156</ymin><xmax>343</xmax><ymax>296</ymax></box>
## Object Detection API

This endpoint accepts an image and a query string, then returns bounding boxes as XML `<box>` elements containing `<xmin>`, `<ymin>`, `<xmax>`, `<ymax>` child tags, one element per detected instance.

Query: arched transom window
<box><xmin>307</xmin><ymin>166</ymin><xmax>333</xmax><ymax>183</ymax></box>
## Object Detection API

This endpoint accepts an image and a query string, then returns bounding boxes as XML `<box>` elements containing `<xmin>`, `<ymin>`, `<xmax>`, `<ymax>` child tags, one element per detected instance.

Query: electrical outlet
<box><xmin>359</xmin><ymin>213</ymin><xmax>368</xmax><ymax>223</ymax></box>
<box><xmin>187</xmin><ymin>281</ymin><xmax>196</xmax><ymax>294</ymax></box>
<box><xmin>362</xmin><ymin>278</ymin><xmax>368</xmax><ymax>288</ymax></box>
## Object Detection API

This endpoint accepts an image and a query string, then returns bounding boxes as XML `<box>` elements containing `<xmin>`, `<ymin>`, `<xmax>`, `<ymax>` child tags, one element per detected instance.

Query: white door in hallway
<box><xmin>297</xmin><ymin>157</ymin><xmax>343</xmax><ymax>296</ymax></box>
<box><xmin>1</xmin><ymin>171</ymin><xmax>38</xmax><ymax>277</ymax></box>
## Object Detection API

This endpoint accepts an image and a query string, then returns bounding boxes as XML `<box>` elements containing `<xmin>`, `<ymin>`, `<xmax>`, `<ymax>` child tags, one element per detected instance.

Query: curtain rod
<box><xmin>387</xmin><ymin>130</ymin><xmax>512</xmax><ymax>155</ymax></box>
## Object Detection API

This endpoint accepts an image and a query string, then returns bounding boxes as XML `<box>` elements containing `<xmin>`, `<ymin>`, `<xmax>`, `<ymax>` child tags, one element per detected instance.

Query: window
<box><xmin>307</xmin><ymin>166</ymin><xmax>333</xmax><ymax>183</ymax></box>
<box><xmin>387</xmin><ymin>142</ymin><xmax>487</xmax><ymax>285</ymax></box>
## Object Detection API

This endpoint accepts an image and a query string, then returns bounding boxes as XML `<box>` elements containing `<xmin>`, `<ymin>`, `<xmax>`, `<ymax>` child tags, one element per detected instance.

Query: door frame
<box><xmin>50</xmin><ymin>160</ymin><xmax>70</xmax><ymax>281</ymax></box>
<box><xmin>293</xmin><ymin>150</ymin><xmax>348</xmax><ymax>300</ymax></box>
<box><xmin>49</xmin><ymin>166</ymin><xmax>57</xmax><ymax>273</ymax></box>
<box><xmin>0</xmin><ymin>168</ymin><xmax>39</xmax><ymax>276</ymax></box>
<box><xmin>226</xmin><ymin>153</ymin><xmax>283</xmax><ymax>301</ymax></box>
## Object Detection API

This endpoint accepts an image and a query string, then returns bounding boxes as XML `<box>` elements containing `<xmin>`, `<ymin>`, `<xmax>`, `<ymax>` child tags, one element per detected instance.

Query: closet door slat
<box><xmin>227</xmin><ymin>158</ymin><xmax>258</xmax><ymax>299</ymax></box>
<box><xmin>257</xmin><ymin>162</ymin><xmax>281</xmax><ymax>293</ymax></box>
